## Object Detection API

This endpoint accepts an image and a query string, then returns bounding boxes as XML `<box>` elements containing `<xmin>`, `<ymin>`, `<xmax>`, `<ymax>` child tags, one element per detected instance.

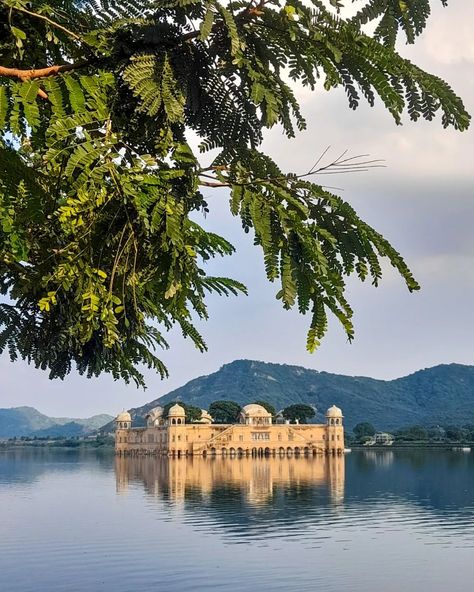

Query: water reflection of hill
<box><xmin>0</xmin><ymin>448</ymin><xmax>114</xmax><ymax>487</ymax></box>
<box><xmin>115</xmin><ymin>451</ymin><xmax>474</xmax><ymax>537</ymax></box>
<box><xmin>348</xmin><ymin>450</ymin><xmax>474</xmax><ymax>515</ymax></box>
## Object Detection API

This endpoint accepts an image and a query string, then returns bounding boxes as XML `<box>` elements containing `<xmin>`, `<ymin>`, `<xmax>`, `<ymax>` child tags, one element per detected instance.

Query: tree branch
<box><xmin>0</xmin><ymin>60</ymin><xmax>91</xmax><ymax>81</ymax></box>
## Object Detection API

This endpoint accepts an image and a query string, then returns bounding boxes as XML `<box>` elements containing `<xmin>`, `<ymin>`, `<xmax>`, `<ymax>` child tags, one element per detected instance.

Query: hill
<box><xmin>0</xmin><ymin>407</ymin><xmax>113</xmax><ymax>439</ymax></box>
<box><xmin>102</xmin><ymin>360</ymin><xmax>474</xmax><ymax>432</ymax></box>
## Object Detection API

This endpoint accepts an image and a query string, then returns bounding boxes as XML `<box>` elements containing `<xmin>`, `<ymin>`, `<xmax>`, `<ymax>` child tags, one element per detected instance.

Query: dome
<box><xmin>145</xmin><ymin>406</ymin><xmax>163</xmax><ymax>418</ymax></box>
<box><xmin>241</xmin><ymin>404</ymin><xmax>272</xmax><ymax>417</ymax></box>
<box><xmin>199</xmin><ymin>409</ymin><xmax>213</xmax><ymax>424</ymax></box>
<box><xmin>146</xmin><ymin>406</ymin><xmax>164</xmax><ymax>427</ymax></box>
<box><xmin>116</xmin><ymin>411</ymin><xmax>131</xmax><ymax>422</ymax></box>
<box><xmin>168</xmin><ymin>403</ymin><xmax>185</xmax><ymax>417</ymax></box>
<box><xmin>326</xmin><ymin>405</ymin><xmax>343</xmax><ymax>418</ymax></box>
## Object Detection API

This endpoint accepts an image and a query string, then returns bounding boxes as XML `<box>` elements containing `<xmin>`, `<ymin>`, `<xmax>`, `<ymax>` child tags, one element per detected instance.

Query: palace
<box><xmin>115</xmin><ymin>403</ymin><xmax>344</xmax><ymax>457</ymax></box>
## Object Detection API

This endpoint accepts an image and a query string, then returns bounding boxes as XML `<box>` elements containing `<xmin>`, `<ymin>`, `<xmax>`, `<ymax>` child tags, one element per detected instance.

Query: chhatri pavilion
<box><xmin>115</xmin><ymin>403</ymin><xmax>344</xmax><ymax>457</ymax></box>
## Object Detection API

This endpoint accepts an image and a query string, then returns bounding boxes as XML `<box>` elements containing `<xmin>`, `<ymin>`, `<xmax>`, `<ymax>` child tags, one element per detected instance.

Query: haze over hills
<box><xmin>0</xmin><ymin>407</ymin><xmax>113</xmax><ymax>439</ymax></box>
<box><xmin>102</xmin><ymin>360</ymin><xmax>474</xmax><ymax>432</ymax></box>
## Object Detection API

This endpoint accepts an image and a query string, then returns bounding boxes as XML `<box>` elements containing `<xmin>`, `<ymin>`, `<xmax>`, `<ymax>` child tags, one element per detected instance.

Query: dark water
<box><xmin>1</xmin><ymin>449</ymin><xmax>474</xmax><ymax>592</ymax></box>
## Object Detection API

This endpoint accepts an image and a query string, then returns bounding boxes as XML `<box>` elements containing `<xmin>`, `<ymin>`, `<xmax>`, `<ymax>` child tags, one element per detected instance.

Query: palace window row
<box><xmin>251</xmin><ymin>432</ymin><xmax>270</xmax><ymax>440</ymax></box>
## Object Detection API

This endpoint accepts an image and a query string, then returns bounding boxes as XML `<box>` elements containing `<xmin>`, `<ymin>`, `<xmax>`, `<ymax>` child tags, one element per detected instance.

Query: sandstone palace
<box><xmin>115</xmin><ymin>403</ymin><xmax>344</xmax><ymax>457</ymax></box>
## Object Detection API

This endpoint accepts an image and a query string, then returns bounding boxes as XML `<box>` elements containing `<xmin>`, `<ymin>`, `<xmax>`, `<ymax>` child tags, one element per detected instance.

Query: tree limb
<box><xmin>0</xmin><ymin>60</ymin><xmax>91</xmax><ymax>81</ymax></box>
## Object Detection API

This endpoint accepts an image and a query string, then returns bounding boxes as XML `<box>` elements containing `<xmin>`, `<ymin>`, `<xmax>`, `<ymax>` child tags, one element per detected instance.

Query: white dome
<box><xmin>168</xmin><ymin>403</ymin><xmax>185</xmax><ymax>417</ymax></box>
<box><xmin>146</xmin><ymin>406</ymin><xmax>163</xmax><ymax>418</ymax></box>
<box><xmin>199</xmin><ymin>409</ymin><xmax>213</xmax><ymax>424</ymax></box>
<box><xmin>326</xmin><ymin>405</ymin><xmax>343</xmax><ymax>418</ymax></box>
<box><xmin>116</xmin><ymin>411</ymin><xmax>131</xmax><ymax>422</ymax></box>
<box><xmin>241</xmin><ymin>404</ymin><xmax>272</xmax><ymax>417</ymax></box>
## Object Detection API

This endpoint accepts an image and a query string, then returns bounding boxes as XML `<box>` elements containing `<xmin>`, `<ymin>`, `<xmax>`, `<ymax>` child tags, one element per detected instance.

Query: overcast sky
<box><xmin>1</xmin><ymin>2</ymin><xmax>473</xmax><ymax>418</ymax></box>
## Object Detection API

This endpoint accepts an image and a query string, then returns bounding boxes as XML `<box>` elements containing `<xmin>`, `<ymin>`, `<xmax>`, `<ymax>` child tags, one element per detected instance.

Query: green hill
<box><xmin>0</xmin><ymin>407</ymin><xmax>113</xmax><ymax>439</ymax></box>
<box><xmin>103</xmin><ymin>360</ymin><xmax>474</xmax><ymax>432</ymax></box>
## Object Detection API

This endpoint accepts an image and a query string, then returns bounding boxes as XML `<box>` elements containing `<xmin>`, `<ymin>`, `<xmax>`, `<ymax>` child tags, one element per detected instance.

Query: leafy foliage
<box><xmin>208</xmin><ymin>400</ymin><xmax>242</xmax><ymax>423</ymax></box>
<box><xmin>282</xmin><ymin>403</ymin><xmax>316</xmax><ymax>423</ymax></box>
<box><xmin>253</xmin><ymin>400</ymin><xmax>276</xmax><ymax>416</ymax></box>
<box><xmin>353</xmin><ymin>421</ymin><xmax>376</xmax><ymax>439</ymax></box>
<box><xmin>0</xmin><ymin>0</ymin><xmax>469</xmax><ymax>386</ymax></box>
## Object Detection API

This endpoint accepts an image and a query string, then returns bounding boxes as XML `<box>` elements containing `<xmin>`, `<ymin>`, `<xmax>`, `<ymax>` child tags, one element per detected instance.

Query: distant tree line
<box><xmin>349</xmin><ymin>422</ymin><xmax>474</xmax><ymax>445</ymax></box>
<box><xmin>3</xmin><ymin>435</ymin><xmax>114</xmax><ymax>447</ymax></box>
<box><xmin>163</xmin><ymin>400</ymin><xmax>316</xmax><ymax>424</ymax></box>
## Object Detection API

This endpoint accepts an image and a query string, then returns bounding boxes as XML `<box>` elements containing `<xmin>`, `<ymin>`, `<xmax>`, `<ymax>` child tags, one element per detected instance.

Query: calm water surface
<box><xmin>1</xmin><ymin>449</ymin><xmax>474</xmax><ymax>591</ymax></box>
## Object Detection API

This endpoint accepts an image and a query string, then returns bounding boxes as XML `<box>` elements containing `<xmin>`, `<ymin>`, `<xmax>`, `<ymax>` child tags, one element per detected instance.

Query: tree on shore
<box><xmin>353</xmin><ymin>422</ymin><xmax>376</xmax><ymax>440</ymax></box>
<box><xmin>282</xmin><ymin>404</ymin><xmax>315</xmax><ymax>424</ymax></box>
<box><xmin>253</xmin><ymin>400</ymin><xmax>276</xmax><ymax>417</ymax></box>
<box><xmin>0</xmin><ymin>1</ymin><xmax>469</xmax><ymax>386</ymax></box>
<box><xmin>208</xmin><ymin>400</ymin><xmax>242</xmax><ymax>423</ymax></box>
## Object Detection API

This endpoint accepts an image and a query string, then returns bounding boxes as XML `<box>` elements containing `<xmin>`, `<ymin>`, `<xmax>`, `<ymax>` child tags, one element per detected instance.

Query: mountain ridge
<box><xmin>0</xmin><ymin>406</ymin><xmax>113</xmax><ymax>438</ymax></box>
<box><xmin>101</xmin><ymin>360</ymin><xmax>474</xmax><ymax>431</ymax></box>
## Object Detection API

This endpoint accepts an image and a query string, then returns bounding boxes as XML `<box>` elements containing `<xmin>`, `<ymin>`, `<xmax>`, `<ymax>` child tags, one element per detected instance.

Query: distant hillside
<box><xmin>0</xmin><ymin>407</ymin><xmax>113</xmax><ymax>438</ymax></box>
<box><xmin>102</xmin><ymin>360</ymin><xmax>474</xmax><ymax>431</ymax></box>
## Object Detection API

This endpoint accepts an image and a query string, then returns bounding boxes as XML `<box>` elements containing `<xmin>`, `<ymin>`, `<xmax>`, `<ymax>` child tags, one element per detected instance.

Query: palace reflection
<box><xmin>115</xmin><ymin>454</ymin><xmax>345</xmax><ymax>508</ymax></box>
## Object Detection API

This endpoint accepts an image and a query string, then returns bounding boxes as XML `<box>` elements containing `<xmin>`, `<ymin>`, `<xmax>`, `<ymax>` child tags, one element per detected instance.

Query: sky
<box><xmin>1</xmin><ymin>2</ymin><xmax>474</xmax><ymax>418</ymax></box>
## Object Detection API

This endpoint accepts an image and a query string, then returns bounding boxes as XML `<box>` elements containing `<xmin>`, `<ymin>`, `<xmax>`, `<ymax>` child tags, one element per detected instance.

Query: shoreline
<box><xmin>1</xmin><ymin>440</ymin><xmax>472</xmax><ymax>452</ymax></box>
<box><xmin>349</xmin><ymin>442</ymin><xmax>473</xmax><ymax>451</ymax></box>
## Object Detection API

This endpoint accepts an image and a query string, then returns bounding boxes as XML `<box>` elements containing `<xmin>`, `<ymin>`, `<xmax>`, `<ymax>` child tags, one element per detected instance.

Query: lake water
<box><xmin>1</xmin><ymin>449</ymin><xmax>474</xmax><ymax>591</ymax></box>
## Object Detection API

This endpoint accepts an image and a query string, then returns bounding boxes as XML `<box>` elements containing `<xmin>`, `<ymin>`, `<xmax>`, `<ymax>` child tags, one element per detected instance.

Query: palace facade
<box><xmin>115</xmin><ymin>403</ymin><xmax>344</xmax><ymax>457</ymax></box>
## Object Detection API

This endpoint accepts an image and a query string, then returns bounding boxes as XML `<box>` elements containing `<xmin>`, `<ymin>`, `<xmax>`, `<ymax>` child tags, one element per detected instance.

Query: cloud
<box><xmin>421</xmin><ymin>5</ymin><xmax>474</xmax><ymax>66</ymax></box>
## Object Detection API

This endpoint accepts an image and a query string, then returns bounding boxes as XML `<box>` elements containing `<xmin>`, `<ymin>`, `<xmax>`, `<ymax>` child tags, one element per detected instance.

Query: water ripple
<box><xmin>2</xmin><ymin>449</ymin><xmax>474</xmax><ymax>591</ymax></box>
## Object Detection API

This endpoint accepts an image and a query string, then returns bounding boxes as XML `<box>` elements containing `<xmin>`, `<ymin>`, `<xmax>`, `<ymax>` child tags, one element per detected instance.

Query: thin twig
<box><xmin>8</xmin><ymin>4</ymin><xmax>83</xmax><ymax>42</ymax></box>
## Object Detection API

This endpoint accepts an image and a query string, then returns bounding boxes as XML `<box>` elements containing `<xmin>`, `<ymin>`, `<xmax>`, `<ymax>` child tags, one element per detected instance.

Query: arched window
<box><xmin>172</xmin><ymin>418</ymin><xmax>176</xmax><ymax>425</ymax></box>
<box><xmin>177</xmin><ymin>418</ymin><xmax>181</xmax><ymax>425</ymax></box>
